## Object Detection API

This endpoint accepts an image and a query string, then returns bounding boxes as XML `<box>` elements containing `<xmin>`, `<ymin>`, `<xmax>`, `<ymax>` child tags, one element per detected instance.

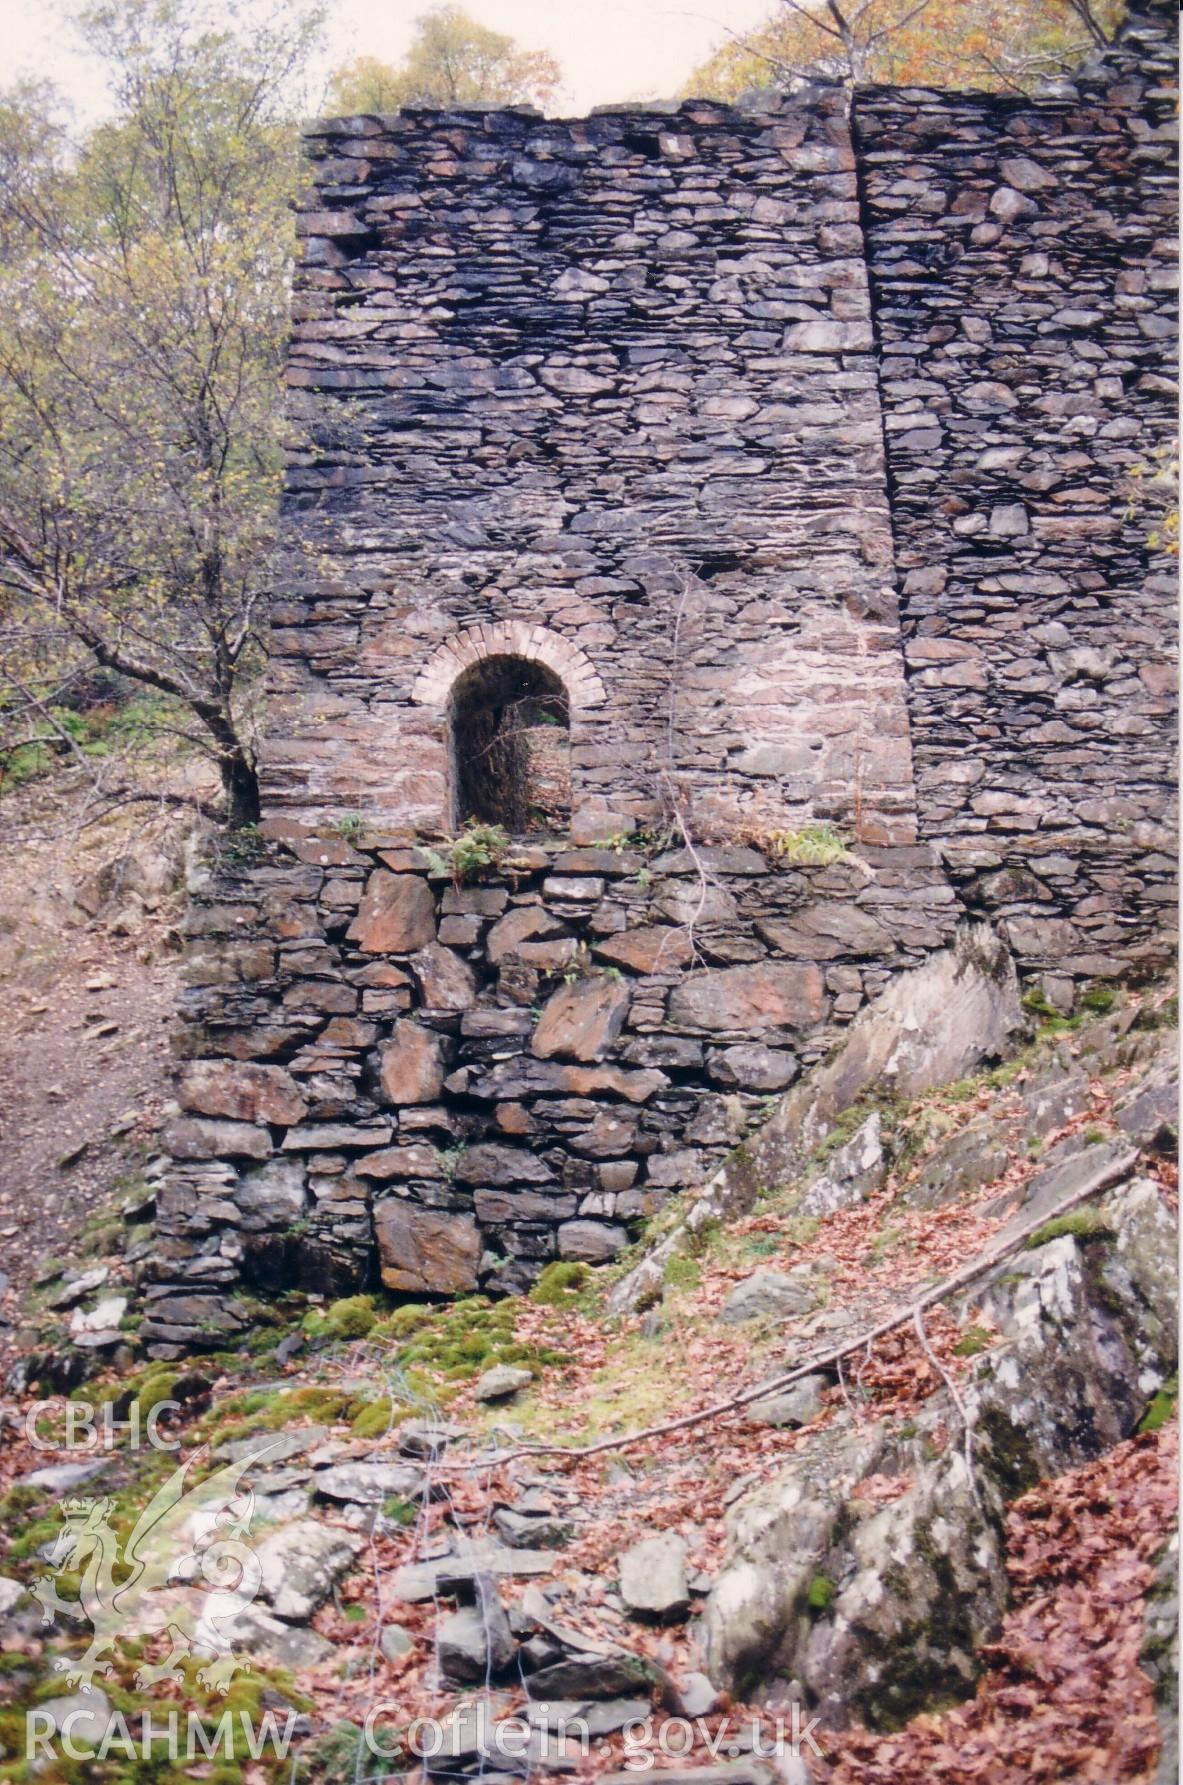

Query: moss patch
<box><xmin>371</xmin><ymin>1295</ymin><xmax>567</xmax><ymax>1385</ymax></box>
<box><xmin>1026</xmin><ymin>1208</ymin><xmax>1115</xmax><ymax>1249</ymax></box>
<box><xmin>530</xmin><ymin>1261</ymin><xmax>592</xmax><ymax>1307</ymax></box>
<box><xmin>662</xmin><ymin>1252</ymin><xmax>701</xmax><ymax>1293</ymax></box>
<box><xmin>806</xmin><ymin>1574</ymin><xmax>836</xmax><ymax>1614</ymax></box>
<box><xmin>952</xmin><ymin>1324</ymin><xmax>994</xmax><ymax>1358</ymax></box>
<box><xmin>382</xmin><ymin>1494</ymin><xmax>419</xmax><ymax>1527</ymax></box>
<box><xmin>303</xmin><ymin>1294</ymin><xmax>378</xmax><ymax>1341</ymax></box>
<box><xmin>351</xmin><ymin>1397</ymin><xmax>400</xmax><ymax>1439</ymax></box>
<box><xmin>1139</xmin><ymin>1374</ymin><xmax>1178</xmax><ymax>1434</ymax></box>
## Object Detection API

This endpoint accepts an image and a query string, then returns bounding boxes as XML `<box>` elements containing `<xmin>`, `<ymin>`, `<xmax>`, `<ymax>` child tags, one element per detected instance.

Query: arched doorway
<box><xmin>450</xmin><ymin>655</ymin><xmax>571</xmax><ymax>833</ymax></box>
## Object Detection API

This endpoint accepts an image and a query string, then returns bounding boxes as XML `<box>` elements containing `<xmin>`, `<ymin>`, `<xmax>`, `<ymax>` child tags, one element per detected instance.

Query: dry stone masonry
<box><xmin>858</xmin><ymin>4</ymin><xmax>1178</xmax><ymax>984</ymax></box>
<box><xmin>146</xmin><ymin>2</ymin><xmax>1176</xmax><ymax>1347</ymax></box>
<box><xmin>151</xmin><ymin>836</ymin><xmax>956</xmax><ymax>1347</ymax></box>
<box><xmin>270</xmin><ymin>83</ymin><xmax>921</xmax><ymax>847</ymax></box>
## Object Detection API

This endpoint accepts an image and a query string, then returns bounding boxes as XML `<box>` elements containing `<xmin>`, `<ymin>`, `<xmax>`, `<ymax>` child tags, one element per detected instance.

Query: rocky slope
<box><xmin>0</xmin><ymin>974</ymin><xmax>1176</xmax><ymax>1784</ymax></box>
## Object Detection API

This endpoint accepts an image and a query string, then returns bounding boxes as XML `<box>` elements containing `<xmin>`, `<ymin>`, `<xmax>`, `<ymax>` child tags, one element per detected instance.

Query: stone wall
<box><xmin>269</xmin><ymin>84</ymin><xmax>920</xmax><ymax>847</ymax></box>
<box><xmin>145</xmin><ymin>5</ymin><xmax>1177</xmax><ymax>1339</ymax></box>
<box><xmin>144</xmin><ymin>833</ymin><xmax>955</xmax><ymax>1351</ymax></box>
<box><xmin>856</xmin><ymin>0</ymin><xmax>1178</xmax><ymax>983</ymax></box>
<box><xmin>264</xmin><ymin>0</ymin><xmax>1177</xmax><ymax>966</ymax></box>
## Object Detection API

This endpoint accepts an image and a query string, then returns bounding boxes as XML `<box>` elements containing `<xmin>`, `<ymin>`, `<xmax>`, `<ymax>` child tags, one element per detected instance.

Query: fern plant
<box><xmin>764</xmin><ymin>822</ymin><xmax>853</xmax><ymax>866</ymax></box>
<box><xmin>423</xmin><ymin>819</ymin><xmax>510</xmax><ymax>886</ymax></box>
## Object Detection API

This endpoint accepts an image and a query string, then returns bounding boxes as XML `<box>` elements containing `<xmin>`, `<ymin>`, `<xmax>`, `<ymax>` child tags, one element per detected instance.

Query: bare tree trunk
<box><xmin>221</xmin><ymin>749</ymin><xmax>261</xmax><ymax>828</ymax></box>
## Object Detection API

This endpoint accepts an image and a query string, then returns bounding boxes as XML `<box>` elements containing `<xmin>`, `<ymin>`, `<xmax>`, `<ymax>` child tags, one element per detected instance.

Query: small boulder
<box><xmin>492</xmin><ymin>1508</ymin><xmax>572</xmax><ymax>1550</ymax></box>
<box><xmin>527</xmin><ymin>1695</ymin><xmax>652</xmax><ymax>1738</ymax></box>
<box><xmin>30</xmin><ymin>1689</ymin><xmax>114</xmax><ymax>1749</ymax></box>
<box><xmin>437</xmin><ymin>1586</ymin><xmax>517</xmax><ymax>1684</ymax></box>
<box><xmin>905</xmin><ymin>1119</ymin><xmax>1009</xmax><ymax>1211</ymax></box>
<box><xmin>487</xmin><ymin>905</ymin><xmax>572</xmax><ymax>966</ymax></box>
<box><xmin>178</xmin><ymin>1060</ymin><xmax>307</xmax><ymax>1126</ymax></box>
<box><xmin>708</xmin><ymin>1044</ymin><xmax>799</xmax><ymax>1092</ymax></box>
<box><xmin>20</xmin><ymin>1459</ymin><xmax>109</xmax><ymax>1494</ymax></box>
<box><xmin>214</xmin><ymin>1424</ymin><xmax>328</xmax><ymax>1465</ymax></box>
<box><xmin>409</xmin><ymin>942</ymin><xmax>476</xmax><ymax>1012</ymax></box>
<box><xmin>374</xmin><ymin>1201</ymin><xmax>480</xmax><ymax>1295</ymax></box>
<box><xmin>758</xmin><ymin>901</ymin><xmax>893</xmax><ymax>961</ymax></box>
<box><xmin>558</xmin><ymin>1218</ymin><xmax>629</xmax><ymax>1262</ymax></box>
<box><xmin>620</xmin><ymin>1531</ymin><xmax>690</xmax><ymax>1623</ymax></box>
<box><xmin>255</xmin><ymin>1520</ymin><xmax>362</xmax><ymax>1622</ymax></box>
<box><xmin>377</xmin><ymin>1021</ymin><xmax>444</xmax><ymax>1105</ymax></box>
<box><xmin>990</xmin><ymin>185</ymin><xmax>1038</xmax><ymax>221</ymax></box>
<box><xmin>313</xmin><ymin>1462</ymin><xmax>424</xmax><ymax>1506</ymax></box>
<box><xmin>398</xmin><ymin>1419</ymin><xmax>466</xmax><ymax>1459</ymax></box>
<box><xmin>44</xmin><ymin>1267</ymin><xmax>108</xmax><ymax>1310</ymax></box>
<box><xmin>1000</xmin><ymin>155</ymin><xmax>1057</xmax><ymax>191</ymax></box>
<box><xmin>679</xmin><ymin>1671</ymin><xmax>719</xmax><ymax>1716</ymax></box>
<box><xmin>525</xmin><ymin>1651</ymin><xmax>659</xmax><ymax>1700</ymax></box>
<box><xmin>0</xmin><ymin>1577</ymin><xmax>26</xmax><ymax>1616</ymax></box>
<box><xmin>348</xmin><ymin>870</ymin><xmax>436</xmax><ymax>953</ymax></box>
<box><xmin>474</xmin><ymin>1364</ymin><xmax>533</xmax><ymax>1403</ymax></box>
<box><xmin>235</xmin><ymin>1158</ymin><xmax>308</xmax><ymax>1229</ymax></box>
<box><xmin>1022</xmin><ymin>1072</ymin><xmax>1092</xmax><ymax>1140</ymax></box>
<box><xmin>747</xmin><ymin>1374</ymin><xmax>828</xmax><ymax>1428</ymax></box>
<box><xmin>392</xmin><ymin>1545</ymin><xmax>556</xmax><ymax>1602</ymax></box>
<box><xmin>1115</xmin><ymin>1064</ymin><xmax>1178</xmax><ymax>1153</ymax></box>
<box><xmin>380</xmin><ymin>1623</ymin><xmax>415</xmax><ymax>1663</ymax></box>
<box><xmin>70</xmin><ymin>1296</ymin><xmax>128</xmax><ymax>1336</ymax></box>
<box><xmin>532</xmin><ymin>975</ymin><xmax>632</xmax><ymax>1062</ymax></box>
<box><xmin>668</xmin><ymin>963</ymin><xmax>827</xmax><ymax>1034</ymax></box>
<box><xmin>223</xmin><ymin>1606</ymin><xmax>334</xmax><ymax>1669</ymax></box>
<box><xmin>595</xmin><ymin>925</ymin><xmax>694</xmax><ymax>974</ymax></box>
<box><xmin>721</xmin><ymin>1271</ymin><xmax>818</xmax><ymax>1325</ymax></box>
<box><xmin>163</xmin><ymin>1116</ymin><xmax>271</xmax><ymax>1161</ymax></box>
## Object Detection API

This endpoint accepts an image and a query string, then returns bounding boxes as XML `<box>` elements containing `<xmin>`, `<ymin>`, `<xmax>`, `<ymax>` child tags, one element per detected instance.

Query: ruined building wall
<box><xmin>268</xmin><ymin>86</ymin><xmax>920</xmax><ymax>846</ymax></box>
<box><xmin>857</xmin><ymin>1</ymin><xmax>1178</xmax><ymax>983</ymax></box>
<box><xmin>143</xmin><ymin>10</ymin><xmax>1177</xmax><ymax>1349</ymax></box>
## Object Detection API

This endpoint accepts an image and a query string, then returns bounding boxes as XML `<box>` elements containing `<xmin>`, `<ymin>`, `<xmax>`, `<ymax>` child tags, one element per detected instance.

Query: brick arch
<box><xmin>411</xmin><ymin>622</ymin><xmax>606</xmax><ymax>712</ymax></box>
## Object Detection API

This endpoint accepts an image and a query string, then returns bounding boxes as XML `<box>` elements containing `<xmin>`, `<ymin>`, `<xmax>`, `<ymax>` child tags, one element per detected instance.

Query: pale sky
<box><xmin>6</xmin><ymin>0</ymin><xmax>776</xmax><ymax>121</ymax></box>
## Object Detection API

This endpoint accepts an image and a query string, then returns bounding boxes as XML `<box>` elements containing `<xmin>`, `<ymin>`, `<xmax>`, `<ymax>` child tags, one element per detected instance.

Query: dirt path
<box><xmin>0</xmin><ymin>775</ymin><xmax>191</xmax><ymax>1359</ymax></box>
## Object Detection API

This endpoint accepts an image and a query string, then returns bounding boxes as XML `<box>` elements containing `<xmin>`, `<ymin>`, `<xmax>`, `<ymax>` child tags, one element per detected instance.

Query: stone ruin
<box><xmin>145</xmin><ymin>1</ymin><xmax>1177</xmax><ymax>1353</ymax></box>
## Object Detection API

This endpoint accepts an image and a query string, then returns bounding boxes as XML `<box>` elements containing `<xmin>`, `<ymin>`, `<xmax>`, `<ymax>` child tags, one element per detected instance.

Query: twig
<box><xmin>851</xmin><ymin>1334</ymin><xmax>874</xmax><ymax>1405</ymax></box>
<box><xmin>835</xmin><ymin>1352</ymin><xmax>857</xmax><ymax>1423</ymax></box>
<box><xmin>913</xmin><ymin>1303</ymin><xmax>979</xmax><ymax>1507</ymax></box>
<box><xmin>655</xmin><ymin>565</ymin><xmax>718</xmax><ymax>970</ymax></box>
<box><xmin>657</xmin><ymin>771</ymin><xmax>717</xmax><ymax>970</ymax></box>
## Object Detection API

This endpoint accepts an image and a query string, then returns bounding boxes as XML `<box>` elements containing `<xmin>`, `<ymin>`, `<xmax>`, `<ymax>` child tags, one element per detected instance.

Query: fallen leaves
<box><xmin>818</xmin><ymin>1420</ymin><xmax>1177</xmax><ymax>1785</ymax></box>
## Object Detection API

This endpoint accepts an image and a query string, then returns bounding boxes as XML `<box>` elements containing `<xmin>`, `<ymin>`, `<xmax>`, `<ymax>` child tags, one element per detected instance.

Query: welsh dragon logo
<box><xmin>30</xmin><ymin>1444</ymin><xmax>280</xmax><ymax>1694</ymax></box>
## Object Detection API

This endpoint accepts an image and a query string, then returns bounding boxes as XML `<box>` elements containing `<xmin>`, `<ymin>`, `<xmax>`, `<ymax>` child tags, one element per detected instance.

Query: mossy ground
<box><xmin>0</xmin><ymin>1522</ymin><xmax>306</xmax><ymax>1785</ymax></box>
<box><xmin>952</xmin><ymin>1324</ymin><xmax>995</xmax><ymax>1358</ymax></box>
<box><xmin>482</xmin><ymin>1325</ymin><xmax>674</xmax><ymax>1445</ymax></box>
<box><xmin>529</xmin><ymin>1260</ymin><xmax>592</xmax><ymax>1307</ymax></box>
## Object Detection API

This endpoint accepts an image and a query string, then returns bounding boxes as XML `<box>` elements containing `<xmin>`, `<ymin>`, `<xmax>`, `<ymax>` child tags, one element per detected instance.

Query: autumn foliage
<box><xmin>686</xmin><ymin>0</ymin><xmax>1127</xmax><ymax>96</ymax></box>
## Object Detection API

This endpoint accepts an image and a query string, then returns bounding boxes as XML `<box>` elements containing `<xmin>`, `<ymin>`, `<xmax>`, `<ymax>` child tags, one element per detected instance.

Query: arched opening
<box><xmin>450</xmin><ymin>655</ymin><xmax>571</xmax><ymax>834</ymax></box>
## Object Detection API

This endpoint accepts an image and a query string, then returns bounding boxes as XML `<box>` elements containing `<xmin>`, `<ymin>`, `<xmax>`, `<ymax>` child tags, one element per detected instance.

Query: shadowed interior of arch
<box><xmin>449</xmin><ymin>654</ymin><xmax>571</xmax><ymax>833</ymax></box>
